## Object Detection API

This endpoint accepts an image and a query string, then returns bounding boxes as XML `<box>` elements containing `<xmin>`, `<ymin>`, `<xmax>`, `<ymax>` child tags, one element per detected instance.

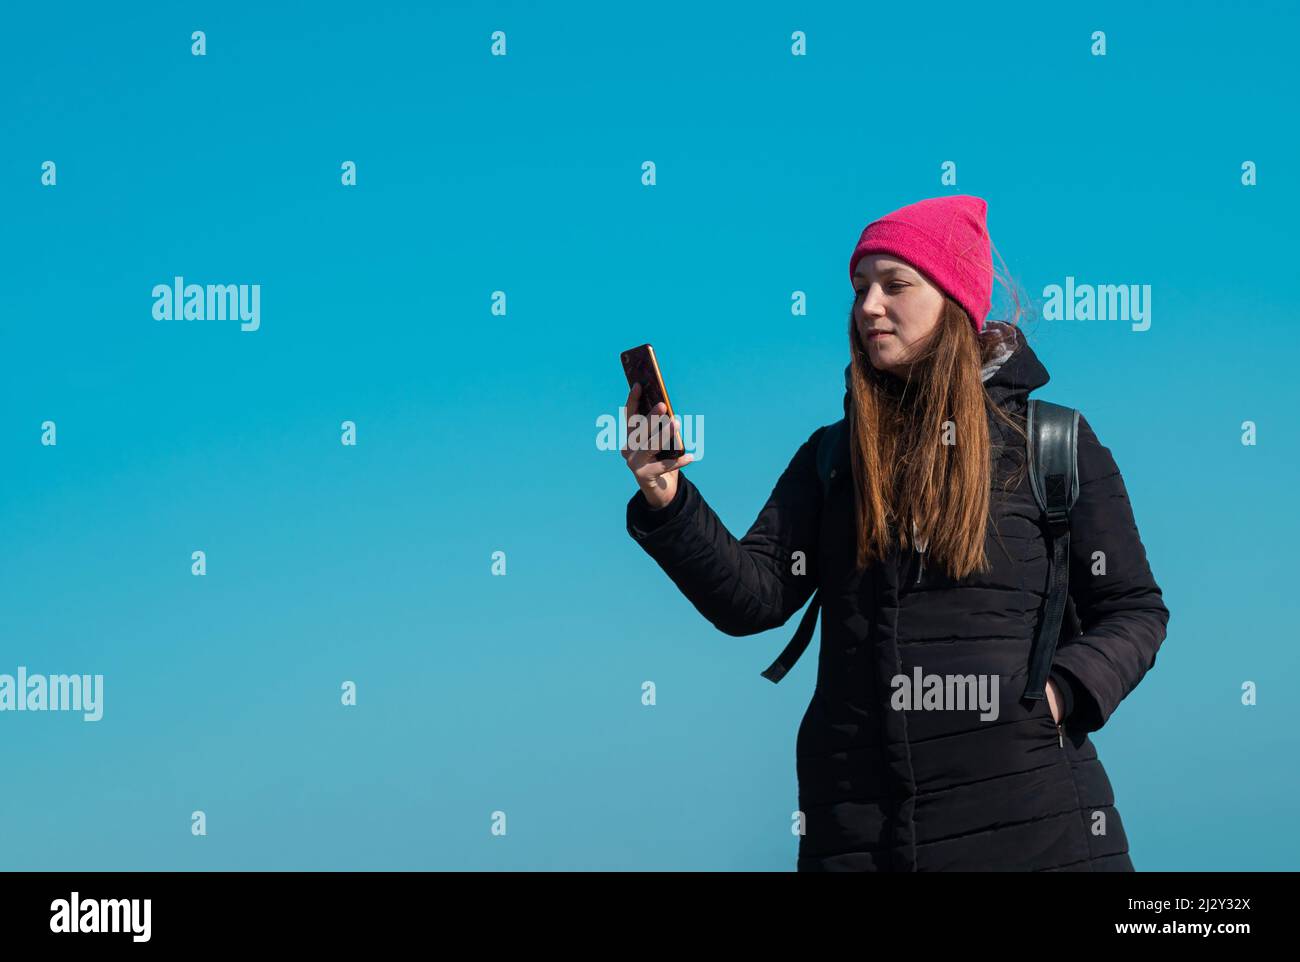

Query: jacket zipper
<box><xmin>912</xmin><ymin>520</ymin><xmax>927</xmax><ymax>585</ymax></box>
<box><xmin>1050</xmin><ymin>678</ymin><xmax>1064</xmax><ymax>747</ymax></box>
<box><xmin>890</xmin><ymin>533</ymin><xmax>919</xmax><ymax>872</ymax></box>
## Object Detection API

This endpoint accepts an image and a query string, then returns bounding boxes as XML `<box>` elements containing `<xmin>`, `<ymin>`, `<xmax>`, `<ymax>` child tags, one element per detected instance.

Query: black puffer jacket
<box><xmin>626</xmin><ymin>325</ymin><xmax>1170</xmax><ymax>871</ymax></box>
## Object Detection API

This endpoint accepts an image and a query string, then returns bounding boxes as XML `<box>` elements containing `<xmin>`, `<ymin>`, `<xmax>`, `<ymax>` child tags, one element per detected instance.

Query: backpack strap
<box><xmin>761</xmin><ymin>588</ymin><xmax>823</xmax><ymax>684</ymax></box>
<box><xmin>1022</xmin><ymin>399</ymin><xmax>1081</xmax><ymax>701</ymax></box>
<box><xmin>761</xmin><ymin>420</ymin><xmax>846</xmax><ymax>684</ymax></box>
<box><xmin>814</xmin><ymin>418</ymin><xmax>847</xmax><ymax>501</ymax></box>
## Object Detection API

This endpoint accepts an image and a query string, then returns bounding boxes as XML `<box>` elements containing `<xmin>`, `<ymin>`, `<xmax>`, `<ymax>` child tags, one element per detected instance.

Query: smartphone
<box><xmin>620</xmin><ymin>343</ymin><xmax>685</xmax><ymax>462</ymax></box>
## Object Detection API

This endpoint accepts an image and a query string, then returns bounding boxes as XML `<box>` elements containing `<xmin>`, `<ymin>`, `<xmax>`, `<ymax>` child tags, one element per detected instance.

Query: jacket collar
<box><xmin>979</xmin><ymin>322</ymin><xmax>1050</xmax><ymax>409</ymax></box>
<box><xmin>840</xmin><ymin>322</ymin><xmax>1049</xmax><ymax>417</ymax></box>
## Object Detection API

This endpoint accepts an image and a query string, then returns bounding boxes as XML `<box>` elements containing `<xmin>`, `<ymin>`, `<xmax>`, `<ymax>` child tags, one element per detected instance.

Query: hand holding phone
<box><xmin>620</xmin><ymin>344</ymin><xmax>692</xmax><ymax>509</ymax></box>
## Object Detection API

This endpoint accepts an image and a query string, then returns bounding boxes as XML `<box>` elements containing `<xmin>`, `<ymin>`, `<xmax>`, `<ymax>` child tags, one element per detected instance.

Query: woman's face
<box><xmin>852</xmin><ymin>254</ymin><xmax>946</xmax><ymax>377</ymax></box>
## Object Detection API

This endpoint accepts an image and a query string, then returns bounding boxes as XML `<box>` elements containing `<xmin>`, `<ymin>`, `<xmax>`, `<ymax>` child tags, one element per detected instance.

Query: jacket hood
<box><xmin>841</xmin><ymin>322</ymin><xmax>1049</xmax><ymax>417</ymax></box>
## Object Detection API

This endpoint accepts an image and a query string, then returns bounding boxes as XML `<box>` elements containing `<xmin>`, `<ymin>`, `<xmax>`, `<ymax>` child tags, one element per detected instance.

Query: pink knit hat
<box><xmin>848</xmin><ymin>195</ymin><xmax>994</xmax><ymax>333</ymax></box>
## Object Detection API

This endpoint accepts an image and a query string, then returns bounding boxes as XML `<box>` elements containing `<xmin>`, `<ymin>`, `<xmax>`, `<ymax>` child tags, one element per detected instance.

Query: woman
<box><xmin>621</xmin><ymin>195</ymin><xmax>1170</xmax><ymax>871</ymax></box>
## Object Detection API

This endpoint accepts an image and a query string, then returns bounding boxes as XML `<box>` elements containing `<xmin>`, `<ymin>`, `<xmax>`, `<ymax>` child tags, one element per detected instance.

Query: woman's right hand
<box><xmin>622</xmin><ymin>381</ymin><xmax>693</xmax><ymax>510</ymax></box>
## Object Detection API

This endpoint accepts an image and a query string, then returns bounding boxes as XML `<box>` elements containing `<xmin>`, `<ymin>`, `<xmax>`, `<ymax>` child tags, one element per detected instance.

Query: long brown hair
<box><xmin>846</xmin><ymin>266</ymin><xmax>1031</xmax><ymax>579</ymax></box>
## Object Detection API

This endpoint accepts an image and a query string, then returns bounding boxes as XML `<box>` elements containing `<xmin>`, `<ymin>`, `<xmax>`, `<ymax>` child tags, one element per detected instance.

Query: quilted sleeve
<box><xmin>625</xmin><ymin>425</ymin><xmax>826</xmax><ymax>637</ymax></box>
<box><xmin>1050</xmin><ymin>413</ymin><xmax>1171</xmax><ymax>733</ymax></box>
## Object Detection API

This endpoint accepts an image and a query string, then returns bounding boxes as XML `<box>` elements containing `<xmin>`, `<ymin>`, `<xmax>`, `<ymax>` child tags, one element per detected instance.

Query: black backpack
<box><xmin>760</xmin><ymin>399</ymin><xmax>1081</xmax><ymax>705</ymax></box>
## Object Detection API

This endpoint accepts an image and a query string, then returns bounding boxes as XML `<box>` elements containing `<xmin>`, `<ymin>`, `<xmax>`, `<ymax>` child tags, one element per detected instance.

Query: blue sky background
<box><xmin>1</xmin><ymin>0</ymin><xmax>1296</xmax><ymax>870</ymax></box>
